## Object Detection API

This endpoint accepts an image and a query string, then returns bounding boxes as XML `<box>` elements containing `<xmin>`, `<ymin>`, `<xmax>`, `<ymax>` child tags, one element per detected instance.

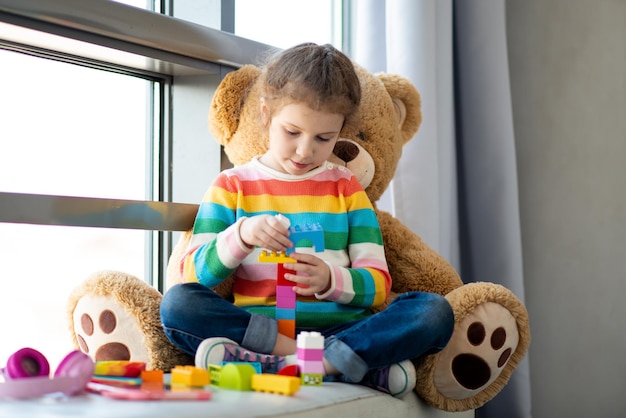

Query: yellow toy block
<box><xmin>251</xmin><ymin>374</ymin><xmax>300</xmax><ymax>396</ymax></box>
<box><xmin>258</xmin><ymin>250</ymin><xmax>296</xmax><ymax>263</ymax></box>
<box><xmin>171</xmin><ymin>365</ymin><xmax>210</xmax><ymax>387</ymax></box>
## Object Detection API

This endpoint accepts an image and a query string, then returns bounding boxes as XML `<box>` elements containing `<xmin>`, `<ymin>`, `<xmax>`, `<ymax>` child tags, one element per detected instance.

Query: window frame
<box><xmin>0</xmin><ymin>0</ymin><xmax>277</xmax><ymax>291</ymax></box>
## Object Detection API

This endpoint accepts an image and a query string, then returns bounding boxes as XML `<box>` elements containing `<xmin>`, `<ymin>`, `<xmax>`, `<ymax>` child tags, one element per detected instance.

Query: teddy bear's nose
<box><xmin>333</xmin><ymin>140</ymin><xmax>359</xmax><ymax>163</ymax></box>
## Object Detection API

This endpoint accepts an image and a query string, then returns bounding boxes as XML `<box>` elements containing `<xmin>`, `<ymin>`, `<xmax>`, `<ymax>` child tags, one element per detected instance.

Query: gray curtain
<box><xmin>454</xmin><ymin>2</ymin><xmax>531</xmax><ymax>418</ymax></box>
<box><xmin>348</xmin><ymin>0</ymin><xmax>531</xmax><ymax>416</ymax></box>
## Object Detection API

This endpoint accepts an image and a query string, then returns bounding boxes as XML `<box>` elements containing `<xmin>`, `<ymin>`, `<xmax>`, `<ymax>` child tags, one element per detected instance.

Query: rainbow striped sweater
<box><xmin>180</xmin><ymin>157</ymin><xmax>391</xmax><ymax>328</ymax></box>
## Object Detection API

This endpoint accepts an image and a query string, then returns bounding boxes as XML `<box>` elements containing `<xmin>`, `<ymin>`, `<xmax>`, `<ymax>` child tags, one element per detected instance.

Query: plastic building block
<box><xmin>171</xmin><ymin>365</ymin><xmax>210</xmax><ymax>387</ymax></box>
<box><xmin>141</xmin><ymin>369</ymin><xmax>164</xmax><ymax>384</ymax></box>
<box><xmin>277</xmin><ymin>364</ymin><xmax>299</xmax><ymax>377</ymax></box>
<box><xmin>276</xmin><ymin>285</ymin><xmax>297</xmax><ymax>305</ymax></box>
<box><xmin>276</xmin><ymin>264</ymin><xmax>297</xmax><ymax>286</ymax></box>
<box><xmin>221</xmin><ymin>361</ymin><xmax>262</xmax><ymax>374</ymax></box>
<box><xmin>296</xmin><ymin>347</ymin><xmax>324</xmax><ymax>361</ymax></box>
<box><xmin>218</xmin><ymin>363</ymin><xmax>257</xmax><ymax>391</ymax></box>
<box><xmin>257</xmin><ymin>222</ymin><xmax>325</xmax><ymax>341</ymax></box>
<box><xmin>275</xmin><ymin>266</ymin><xmax>297</xmax><ymax>338</ymax></box>
<box><xmin>277</xmin><ymin>319</ymin><xmax>296</xmax><ymax>339</ymax></box>
<box><xmin>208</xmin><ymin>364</ymin><xmax>222</xmax><ymax>386</ymax></box>
<box><xmin>297</xmin><ymin>331</ymin><xmax>324</xmax><ymax>349</ymax></box>
<box><xmin>275</xmin><ymin>307</ymin><xmax>296</xmax><ymax>320</ymax></box>
<box><xmin>297</xmin><ymin>331</ymin><xmax>325</xmax><ymax>386</ymax></box>
<box><xmin>94</xmin><ymin>361</ymin><xmax>146</xmax><ymax>377</ymax></box>
<box><xmin>286</xmin><ymin>223</ymin><xmax>324</xmax><ymax>255</ymax></box>
<box><xmin>251</xmin><ymin>374</ymin><xmax>300</xmax><ymax>396</ymax></box>
<box><xmin>258</xmin><ymin>250</ymin><xmax>296</xmax><ymax>264</ymax></box>
<box><xmin>300</xmin><ymin>374</ymin><xmax>323</xmax><ymax>386</ymax></box>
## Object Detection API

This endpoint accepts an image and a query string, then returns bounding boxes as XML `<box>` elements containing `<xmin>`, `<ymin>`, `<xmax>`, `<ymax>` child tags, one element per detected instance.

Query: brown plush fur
<box><xmin>414</xmin><ymin>282</ymin><xmax>531</xmax><ymax>411</ymax></box>
<box><xmin>67</xmin><ymin>60</ymin><xmax>529</xmax><ymax>411</ymax></box>
<box><xmin>67</xmin><ymin>270</ymin><xmax>192</xmax><ymax>371</ymax></box>
<box><xmin>173</xmin><ymin>62</ymin><xmax>530</xmax><ymax>411</ymax></box>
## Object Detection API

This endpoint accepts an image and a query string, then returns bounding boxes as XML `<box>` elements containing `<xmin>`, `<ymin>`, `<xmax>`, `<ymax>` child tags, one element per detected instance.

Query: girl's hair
<box><xmin>260</xmin><ymin>43</ymin><xmax>361</xmax><ymax>127</ymax></box>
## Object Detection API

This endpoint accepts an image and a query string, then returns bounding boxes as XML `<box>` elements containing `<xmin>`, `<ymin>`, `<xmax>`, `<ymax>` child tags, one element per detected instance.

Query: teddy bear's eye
<box><xmin>357</xmin><ymin>132</ymin><xmax>366</xmax><ymax>141</ymax></box>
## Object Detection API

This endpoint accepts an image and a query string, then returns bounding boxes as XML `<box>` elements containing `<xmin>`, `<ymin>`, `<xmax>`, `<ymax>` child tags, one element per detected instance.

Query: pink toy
<box><xmin>0</xmin><ymin>348</ymin><xmax>94</xmax><ymax>399</ymax></box>
<box><xmin>2</xmin><ymin>347</ymin><xmax>50</xmax><ymax>378</ymax></box>
<box><xmin>297</xmin><ymin>331</ymin><xmax>324</xmax><ymax>386</ymax></box>
<box><xmin>87</xmin><ymin>381</ymin><xmax>212</xmax><ymax>401</ymax></box>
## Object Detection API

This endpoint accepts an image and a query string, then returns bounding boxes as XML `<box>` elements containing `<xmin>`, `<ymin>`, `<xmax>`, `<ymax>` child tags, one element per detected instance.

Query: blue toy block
<box><xmin>275</xmin><ymin>307</ymin><xmax>296</xmax><ymax>320</ymax></box>
<box><xmin>286</xmin><ymin>223</ymin><xmax>324</xmax><ymax>255</ymax></box>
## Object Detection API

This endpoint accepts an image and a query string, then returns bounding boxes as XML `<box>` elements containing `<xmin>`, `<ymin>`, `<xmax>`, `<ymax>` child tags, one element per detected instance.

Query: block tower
<box><xmin>297</xmin><ymin>331</ymin><xmax>324</xmax><ymax>386</ymax></box>
<box><xmin>258</xmin><ymin>215</ymin><xmax>324</xmax><ymax>339</ymax></box>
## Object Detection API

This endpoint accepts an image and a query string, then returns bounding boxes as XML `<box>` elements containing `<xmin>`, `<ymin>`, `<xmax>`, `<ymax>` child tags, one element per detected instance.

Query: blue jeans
<box><xmin>160</xmin><ymin>283</ymin><xmax>454</xmax><ymax>383</ymax></box>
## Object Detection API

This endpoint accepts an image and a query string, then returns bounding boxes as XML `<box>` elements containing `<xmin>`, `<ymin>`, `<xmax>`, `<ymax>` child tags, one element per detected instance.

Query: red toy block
<box><xmin>276</xmin><ymin>264</ymin><xmax>297</xmax><ymax>286</ymax></box>
<box><xmin>277</xmin><ymin>364</ymin><xmax>299</xmax><ymax>377</ymax></box>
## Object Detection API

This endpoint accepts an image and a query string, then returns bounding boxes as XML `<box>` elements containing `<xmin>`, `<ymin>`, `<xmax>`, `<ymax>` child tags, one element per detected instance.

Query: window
<box><xmin>0</xmin><ymin>51</ymin><xmax>151</xmax><ymax>199</ymax></box>
<box><xmin>0</xmin><ymin>0</ymin><xmax>337</xmax><ymax>368</ymax></box>
<box><xmin>234</xmin><ymin>0</ymin><xmax>340</xmax><ymax>48</ymax></box>
<box><xmin>0</xmin><ymin>35</ymin><xmax>158</xmax><ymax>368</ymax></box>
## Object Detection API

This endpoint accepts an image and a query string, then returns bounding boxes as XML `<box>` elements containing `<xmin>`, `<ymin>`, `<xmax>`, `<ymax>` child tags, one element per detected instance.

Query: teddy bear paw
<box><xmin>432</xmin><ymin>301</ymin><xmax>519</xmax><ymax>400</ymax></box>
<box><xmin>72</xmin><ymin>294</ymin><xmax>150</xmax><ymax>364</ymax></box>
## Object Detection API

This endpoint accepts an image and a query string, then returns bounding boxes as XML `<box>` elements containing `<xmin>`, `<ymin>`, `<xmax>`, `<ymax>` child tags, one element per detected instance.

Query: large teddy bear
<box><xmin>67</xmin><ymin>63</ymin><xmax>529</xmax><ymax>412</ymax></box>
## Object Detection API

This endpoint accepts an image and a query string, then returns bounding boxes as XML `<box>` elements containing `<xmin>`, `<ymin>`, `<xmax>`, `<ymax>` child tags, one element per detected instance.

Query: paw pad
<box><xmin>72</xmin><ymin>294</ymin><xmax>149</xmax><ymax>364</ymax></box>
<box><xmin>433</xmin><ymin>302</ymin><xmax>519</xmax><ymax>400</ymax></box>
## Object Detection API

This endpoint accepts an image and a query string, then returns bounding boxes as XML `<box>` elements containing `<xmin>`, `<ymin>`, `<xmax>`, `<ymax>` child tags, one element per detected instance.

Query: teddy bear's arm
<box><xmin>377</xmin><ymin>209</ymin><xmax>463</xmax><ymax>297</ymax></box>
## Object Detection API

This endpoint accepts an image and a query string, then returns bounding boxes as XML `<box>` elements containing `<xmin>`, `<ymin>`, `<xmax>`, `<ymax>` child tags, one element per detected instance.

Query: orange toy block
<box><xmin>277</xmin><ymin>319</ymin><xmax>296</xmax><ymax>339</ymax></box>
<box><xmin>141</xmin><ymin>369</ymin><xmax>164</xmax><ymax>383</ymax></box>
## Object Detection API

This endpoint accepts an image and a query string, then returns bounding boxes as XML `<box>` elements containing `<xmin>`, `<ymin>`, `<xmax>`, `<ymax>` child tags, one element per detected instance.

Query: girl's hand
<box><xmin>240</xmin><ymin>215</ymin><xmax>293</xmax><ymax>252</ymax></box>
<box><xmin>283</xmin><ymin>253</ymin><xmax>331</xmax><ymax>297</ymax></box>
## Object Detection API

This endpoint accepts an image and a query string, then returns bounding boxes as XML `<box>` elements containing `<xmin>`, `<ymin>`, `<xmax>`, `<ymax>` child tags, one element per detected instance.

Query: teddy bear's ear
<box><xmin>376</xmin><ymin>73</ymin><xmax>422</xmax><ymax>145</ymax></box>
<box><xmin>209</xmin><ymin>64</ymin><xmax>262</xmax><ymax>146</ymax></box>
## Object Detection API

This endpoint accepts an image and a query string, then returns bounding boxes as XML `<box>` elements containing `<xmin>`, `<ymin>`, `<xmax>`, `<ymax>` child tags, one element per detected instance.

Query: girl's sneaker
<box><xmin>359</xmin><ymin>360</ymin><xmax>416</xmax><ymax>397</ymax></box>
<box><xmin>195</xmin><ymin>337</ymin><xmax>286</xmax><ymax>374</ymax></box>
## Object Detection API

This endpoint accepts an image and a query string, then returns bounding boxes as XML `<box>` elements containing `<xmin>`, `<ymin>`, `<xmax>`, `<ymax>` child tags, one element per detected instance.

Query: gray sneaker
<box><xmin>359</xmin><ymin>360</ymin><xmax>417</xmax><ymax>397</ymax></box>
<box><xmin>195</xmin><ymin>337</ymin><xmax>286</xmax><ymax>374</ymax></box>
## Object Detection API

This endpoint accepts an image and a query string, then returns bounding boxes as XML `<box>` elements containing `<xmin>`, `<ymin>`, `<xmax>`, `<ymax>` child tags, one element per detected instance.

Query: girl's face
<box><xmin>260</xmin><ymin>101</ymin><xmax>344</xmax><ymax>175</ymax></box>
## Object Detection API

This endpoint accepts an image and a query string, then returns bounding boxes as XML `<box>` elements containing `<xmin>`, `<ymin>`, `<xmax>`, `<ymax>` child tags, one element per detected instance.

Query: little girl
<box><xmin>160</xmin><ymin>43</ymin><xmax>454</xmax><ymax>397</ymax></box>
